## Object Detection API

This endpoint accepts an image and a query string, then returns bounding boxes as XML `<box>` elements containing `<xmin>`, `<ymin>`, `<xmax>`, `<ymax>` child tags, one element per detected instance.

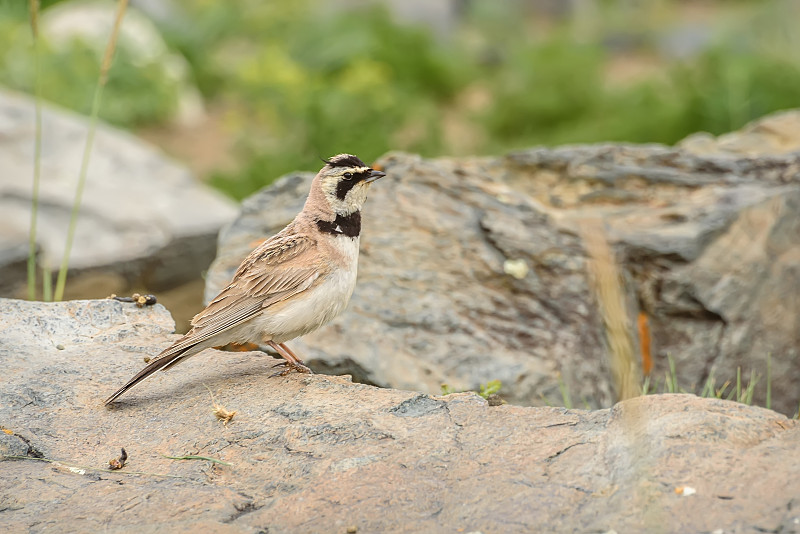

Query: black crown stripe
<box><xmin>325</xmin><ymin>154</ymin><xmax>366</xmax><ymax>168</ymax></box>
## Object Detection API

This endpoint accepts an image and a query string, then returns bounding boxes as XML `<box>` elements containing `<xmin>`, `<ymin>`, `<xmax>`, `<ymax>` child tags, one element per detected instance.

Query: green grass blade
<box><xmin>736</xmin><ymin>367</ymin><xmax>742</xmax><ymax>402</ymax></box>
<box><xmin>53</xmin><ymin>0</ymin><xmax>129</xmax><ymax>301</ymax></box>
<box><xmin>557</xmin><ymin>372</ymin><xmax>572</xmax><ymax>409</ymax></box>
<box><xmin>666</xmin><ymin>354</ymin><xmax>679</xmax><ymax>393</ymax></box>
<box><xmin>743</xmin><ymin>370</ymin><xmax>758</xmax><ymax>405</ymax></box>
<box><xmin>700</xmin><ymin>372</ymin><xmax>715</xmax><ymax>398</ymax></box>
<box><xmin>716</xmin><ymin>380</ymin><xmax>731</xmax><ymax>399</ymax></box>
<box><xmin>26</xmin><ymin>0</ymin><xmax>43</xmax><ymax>300</ymax></box>
<box><xmin>766</xmin><ymin>353</ymin><xmax>772</xmax><ymax>410</ymax></box>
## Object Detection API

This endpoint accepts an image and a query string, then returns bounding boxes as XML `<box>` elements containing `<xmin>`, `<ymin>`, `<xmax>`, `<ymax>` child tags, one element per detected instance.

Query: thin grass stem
<box><xmin>766</xmin><ymin>353</ymin><xmax>772</xmax><ymax>410</ymax></box>
<box><xmin>736</xmin><ymin>367</ymin><xmax>742</xmax><ymax>402</ymax></box>
<box><xmin>666</xmin><ymin>354</ymin><xmax>678</xmax><ymax>393</ymax></box>
<box><xmin>700</xmin><ymin>372</ymin><xmax>715</xmax><ymax>398</ymax></box>
<box><xmin>53</xmin><ymin>0</ymin><xmax>129</xmax><ymax>301</ymax></box>
<box><xmin>742</xmin><ymin>370</ymin><xmax>757</xmax><ymax>405</ymax></box>
<box><xmin>557</xmin><ymin>372</ymin><xmax>572</xmax><ymax>409</ymax></box>
<box><xmin>26</xmin><ymin>0</ymin><xmax>43</xmax><ymax>300</ymax></box>
<box><xmin>716</xmin><ymin>380</ymin><xmax>731</xmax><ymax>399</ymax></box>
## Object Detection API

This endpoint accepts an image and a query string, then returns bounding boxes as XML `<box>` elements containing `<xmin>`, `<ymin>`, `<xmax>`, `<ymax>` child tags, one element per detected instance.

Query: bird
<box><xmin>104</xmin><ymin>154</ymin><xmax>385</xmax><ymax>404</ymax></box>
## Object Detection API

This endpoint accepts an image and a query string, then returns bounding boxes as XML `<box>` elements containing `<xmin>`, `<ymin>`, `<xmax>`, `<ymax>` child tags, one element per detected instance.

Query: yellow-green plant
<box><xmin>441</xmin><ymin>380</ymin><xmax>503</xmax><ymax>401</ymax></box>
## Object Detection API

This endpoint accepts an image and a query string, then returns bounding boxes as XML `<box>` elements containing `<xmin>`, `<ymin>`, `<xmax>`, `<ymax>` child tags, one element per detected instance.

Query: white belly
<box><xmin>244</xmin><ymin>236</ymin><xmax>359</xmax><ymax>344</ymax></box>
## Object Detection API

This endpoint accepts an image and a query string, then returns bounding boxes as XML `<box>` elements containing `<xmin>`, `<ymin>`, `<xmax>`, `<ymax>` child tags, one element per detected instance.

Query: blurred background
<box><xmin>2</xmin><ymin>0</ymin><xmax>799</xmax><ymax>200</ymax></box>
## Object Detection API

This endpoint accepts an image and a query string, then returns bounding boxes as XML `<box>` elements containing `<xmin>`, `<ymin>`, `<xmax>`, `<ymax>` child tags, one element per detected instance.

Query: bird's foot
<box><xmin>269</xmin><ymin>360</ymin><xmax>313</xmax><ymax>378</ymax></box>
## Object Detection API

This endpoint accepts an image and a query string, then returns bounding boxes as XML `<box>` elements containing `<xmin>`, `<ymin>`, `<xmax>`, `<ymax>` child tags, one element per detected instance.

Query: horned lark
<box><xmin>105</xmin><ymin>154</ymin><xmax>385</xmax><ymax>404</ymax></box>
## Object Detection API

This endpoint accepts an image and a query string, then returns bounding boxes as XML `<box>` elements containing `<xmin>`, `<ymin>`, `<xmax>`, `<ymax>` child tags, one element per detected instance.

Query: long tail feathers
<box><xmin>104</xmin><ymin>346</ymin><xmax>192</xmax><ymax>405</ymax></box>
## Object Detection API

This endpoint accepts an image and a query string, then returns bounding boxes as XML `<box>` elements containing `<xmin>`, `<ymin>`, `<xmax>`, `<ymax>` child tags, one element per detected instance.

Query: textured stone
<box><xmin>503</xmin><ymin>140</ymin><xmax>800</xmax><ymax>416</ymax></box>
<box><xmin>1</xmin><ymin>298</ymin><xmax>798</xmax><ymax>533</ymax></box>
<box><xmin>679</xmin><ymin>108</ymin><xmax>800</xmax><ymax>156</ymax></box>
<box><xmin>206</xmin><ymin>111</ymin><xmax>800</xmax><ymax>415</ymax></box>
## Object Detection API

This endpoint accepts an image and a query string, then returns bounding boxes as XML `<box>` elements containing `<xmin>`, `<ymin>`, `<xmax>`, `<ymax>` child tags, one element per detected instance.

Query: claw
<box><xmin>269</xmin><ymin>360</ymin><xmax>313</xmax><ymax>378</ymax></box>
<box><xmin>295</xmin><ymin>362</ymin><xmax>313</xmax><ymax>374</ymax></box>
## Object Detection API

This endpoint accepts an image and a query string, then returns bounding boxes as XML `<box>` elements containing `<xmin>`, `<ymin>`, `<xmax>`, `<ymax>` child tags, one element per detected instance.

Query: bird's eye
<box><xmin>343</xmin><ymin>172</ymin><xmax>353</xmax><ymax>179</ymax></box>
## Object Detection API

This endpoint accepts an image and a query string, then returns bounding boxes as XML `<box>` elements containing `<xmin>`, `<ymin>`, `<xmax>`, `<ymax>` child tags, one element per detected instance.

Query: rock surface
<box><xmin>1</xmin><ymin>298</ymin><xmax>798</xmax><ymax>533</ymax></box>
<box><xmin>207</xmin><ymin>110</ymin><xmax>800</xmax><ymax>415</ymax></box>
<box><xmin>679</xmin><ymin>108</ymin><xmax>800</xmax><ymax>156</ymax></box>
<box><xmin>0</xmin><ymin>89</ymin><xmax>236</xmax><ymax>296</ymax></box>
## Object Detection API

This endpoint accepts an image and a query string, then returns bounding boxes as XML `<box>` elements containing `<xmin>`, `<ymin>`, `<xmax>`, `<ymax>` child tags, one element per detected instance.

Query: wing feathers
<box><xmin>105</xmin><ymin>230</ymin><xmax>326</xmax><ymax>404</ymax></box>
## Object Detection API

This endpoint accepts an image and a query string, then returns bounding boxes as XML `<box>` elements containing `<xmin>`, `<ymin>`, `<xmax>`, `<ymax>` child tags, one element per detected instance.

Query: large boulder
<box><xmin>206</xmin><ymin>111</ymin><xmax>800</xmax><ymax>415</ymax></box>
<box><xmin>1</xmin><ymin>298</ymin><xmax>798</xmax><ymax>532</ymax></box>
<box><xmin>0</xmin><ymin>89</ymin><xmax>237</xmax><ymax>297</ymax></box>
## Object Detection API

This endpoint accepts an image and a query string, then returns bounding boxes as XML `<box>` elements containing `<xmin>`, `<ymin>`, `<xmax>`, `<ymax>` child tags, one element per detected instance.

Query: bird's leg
<box><xmin>266</xmin><ymin>340</ymin><xmax>312</xmax><ymax>377</ymax></box>
<box><xmin>278</xmin><ymin>342</ymin><xmax>310</xmax><ymax>369</ymax></box>
<box><xmin>272</xmin><ymin>343</ymin><xmax>314</xmax><ymax>375</ymax></box>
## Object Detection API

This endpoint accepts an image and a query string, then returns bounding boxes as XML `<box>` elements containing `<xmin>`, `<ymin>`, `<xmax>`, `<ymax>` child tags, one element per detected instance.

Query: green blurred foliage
<box><xmin>196</xmin><ymin>3</ymin><xmax>468</xmax><ymax>197</ymax></box>
<box><xmin>483</xmin><ymin>43</ymin><xmax>800</xmax><ymax>149</ymax></box>
<box><xmin>0</xmin><ymin>2</ymin><xmax>180</xmax><ymax>126</ymax></box>
<box><xmin>2</xmin><ymin>0</ymin><xmax>799</xmax><ymax>199</ymax></box>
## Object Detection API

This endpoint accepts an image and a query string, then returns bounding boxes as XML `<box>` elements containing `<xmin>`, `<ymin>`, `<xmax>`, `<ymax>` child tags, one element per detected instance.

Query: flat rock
<box><xmin>207</xmin><ymin>111</ymin><xmax>800</xmax><ymax>415</ymax></box>
<box><xmin>0</xmin><ymin>89</ymin><xmax>236</xmax><ymax>294</ymax></box>
<box><xmin>1</xmin><ymin>298</ymin><xmax>798</xmax><ymax>533</ymax></box>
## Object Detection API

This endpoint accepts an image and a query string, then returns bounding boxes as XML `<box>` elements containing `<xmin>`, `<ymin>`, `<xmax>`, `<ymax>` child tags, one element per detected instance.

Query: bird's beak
<box><xmin>365</xmin><ymin>169</ymin><xmax>386</xmax><ymax>183</ymax></box>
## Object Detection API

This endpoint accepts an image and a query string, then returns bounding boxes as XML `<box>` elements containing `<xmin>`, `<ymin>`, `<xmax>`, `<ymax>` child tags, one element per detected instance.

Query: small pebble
<box><xmin>55</xmin><ymin>344</ymin><xmax>65</xmax><ymax>350</ymax></box>
<box><xmin>503</xmin><ymin>258</ymin><xmax>529</xmax><ymax>279</ymax></box>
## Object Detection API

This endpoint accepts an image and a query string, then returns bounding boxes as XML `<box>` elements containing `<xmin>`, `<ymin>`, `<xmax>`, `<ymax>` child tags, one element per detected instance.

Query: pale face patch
<box><xmin>320</xmin><ymin>166</ymin><xmax>373</xmax><ymax>215</ymax></box>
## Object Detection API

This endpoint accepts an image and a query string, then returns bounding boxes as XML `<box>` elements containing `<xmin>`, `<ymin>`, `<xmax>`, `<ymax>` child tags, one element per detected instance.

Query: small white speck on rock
<box><xmin>503</xmin><ymin>258</ymin><xmax>529</xmax><ymax>279</ymax></box>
